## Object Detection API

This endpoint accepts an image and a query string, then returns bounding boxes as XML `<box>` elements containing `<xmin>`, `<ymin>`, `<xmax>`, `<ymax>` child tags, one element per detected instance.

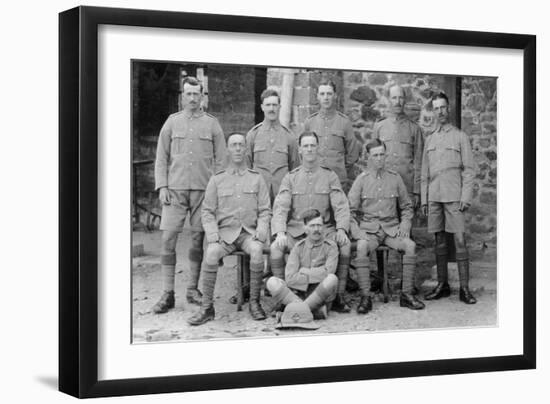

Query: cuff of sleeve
<box><xmin>206</xmin><ymin>233</ymin><xmax>219</xmax><ymax>243</ymax></box>
<box><xmin>287</xmin><ymin>274</ymin><xmax>308</xmax><ymax>292</ymax></box>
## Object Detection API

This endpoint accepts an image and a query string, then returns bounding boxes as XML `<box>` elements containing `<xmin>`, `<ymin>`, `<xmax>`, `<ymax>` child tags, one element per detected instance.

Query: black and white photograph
<box><xmin>131</xmin><ymin>61</ymin><xmax>498</xmax><ymax>342</ymax></box>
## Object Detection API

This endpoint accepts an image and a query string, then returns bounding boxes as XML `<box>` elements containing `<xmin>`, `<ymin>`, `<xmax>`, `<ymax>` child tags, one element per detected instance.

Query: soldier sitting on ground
<box><xmin>266</xmin><ymin>208</ymin><xmax>338</xmax><ymax>320</ymax></box>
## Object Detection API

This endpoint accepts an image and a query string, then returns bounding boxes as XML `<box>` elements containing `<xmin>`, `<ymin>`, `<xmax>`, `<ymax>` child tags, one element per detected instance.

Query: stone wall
<box><xmin>461</xmin><ymin>76</ymin><xmax>498</xmax><ymax>237</ymax></box>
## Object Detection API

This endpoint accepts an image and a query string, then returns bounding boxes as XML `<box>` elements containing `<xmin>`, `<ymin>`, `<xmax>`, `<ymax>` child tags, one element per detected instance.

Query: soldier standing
<box><xmin>304</xmin><ymin>79</ymin><xmax>360</xmax><ymax>193</ymax></box>
<box><xmin>188</xmin><ymin>133</ymin><xmax>271</xmax><ymax>325</ymax></box>
<box><xmin>421</xmin><ymin>93</ymin><xmax>477</xmax><ymax>304</ymax></box>
<box><xmin>373</xmin><ymin>85</ymin><xmax>424</xmax><ymax>208</ymax></box>
<box><xmin>271</xmin><ymin>131</ymin><xmax>352</xmax><ymax>313</ymax></box>
<box><xmin>349</xmin><ymin>139</ymin><xmax>425</xmax><ymax>313</ymax></box>
<box><xmin>246</xmin><ymin>88</ymin><xmax>300</xmax><ymax>204</ymax></box>
<box><xmin>152</xmin><ymin>77</ymin><xmax>226</xmax><ymax>314</ymax></box>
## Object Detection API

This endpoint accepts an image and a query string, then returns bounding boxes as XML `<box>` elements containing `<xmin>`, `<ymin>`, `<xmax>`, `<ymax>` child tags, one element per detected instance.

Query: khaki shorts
<box><xmin>427</xmin><ymin>201</ymin><xmax>465</xmax><ymax>234</ymax></box>
<box><xmin>359</xmin><ymin>228</ymin><xmax>414</xmax><ymax>253</ymax></box>
<box><xmin>159</xmin><ymin>189</ymin><xmax>204</xmax><ymax>232</ymax></box>
<box><xmin>207</xmin><ymin>231</ymin><xmax>264</xmax><ymax>261</ymax></box>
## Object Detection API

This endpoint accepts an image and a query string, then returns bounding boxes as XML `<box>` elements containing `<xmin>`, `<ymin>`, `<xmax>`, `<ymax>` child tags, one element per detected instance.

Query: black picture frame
<box><xmin>59</xmin><ymin>5</ymin><xmax>536</xmax><ymax>399</ymax></box>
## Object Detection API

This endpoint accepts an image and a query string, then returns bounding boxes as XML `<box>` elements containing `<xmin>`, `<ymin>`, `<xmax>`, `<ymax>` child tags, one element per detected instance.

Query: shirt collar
<box><xmin>319</xmin><ymin>108</ymin><xmax>337</xmax><ymax>119</ymax></box>
<box><xmin>183</xmin><ymin>108</ymin><xmax>205</xmax><ymax>119</ymax></box>
<box><xmin>227</xmin><ymin>165</ymin><xmax>247</xmax><ymax>176</ymax></box>
<box><xmin>262</xmin><ymin>119</ymin><xmax>281</xmax><ymax>129</ymax></box>
<box><xmin>302</xmin><ymin>163</ymin><xmax>320</xmax><ymax>174</ymax></box>
<box><xmin>305</xmin><ymin>238</ymin><xmax>324</xmax><ymax>248</ymax></box>
<box><xmin>435</xmin><ymin>123</ymin><xmax>452</xmax><ymax>133</ymax></box>
<box><xmin>366</xmin><ymin>167</ymin><xmax>385</xmax><ymax>178</ymax></box>
<box><xmin>387</xmin><ymin>111</ymin><xmax>406</xmax><ymax>122</ymax></box>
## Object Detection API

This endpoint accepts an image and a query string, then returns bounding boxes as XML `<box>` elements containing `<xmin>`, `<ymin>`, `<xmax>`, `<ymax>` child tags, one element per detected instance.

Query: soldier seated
<box><xmin>187</xmin><ymin>133</ymin><xmax>271</xmax><ymax>326</ymax></box>
<box><xmin>348</xmin><ymin>139</ymin><xmax>425</xmax><ymax>312</ymax></box>
<box><xmin>270</xmin><ymin>131</ymin><xmax>352</xmax><ymax>313</ymax></box>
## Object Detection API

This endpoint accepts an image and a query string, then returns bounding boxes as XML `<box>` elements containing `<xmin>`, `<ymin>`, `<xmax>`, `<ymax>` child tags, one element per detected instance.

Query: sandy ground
<box><xmin>132</xmin><ymin>229</ymin><xmax>496</xmax><ymax>343</ymax></box>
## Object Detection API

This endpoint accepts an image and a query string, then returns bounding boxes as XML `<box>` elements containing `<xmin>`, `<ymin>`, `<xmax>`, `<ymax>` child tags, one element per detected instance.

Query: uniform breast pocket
<box><xmin>314</xmin><ymin>184</ymin><xmax>330</xmax><ymax>211</ymax></box>
<box><xmin>327</xmin><ymin>130</ymin><xmax>345</xmax><ymax>152</ymax></box>
<box><xmin>199</xmin><ymin>133</ymin><xmax>214</xmax><ymax>157</ymax></box>
<box><xmin>243</xmin><ymin>186</ymin><xmax>259</xmax><ymax>208</ymax></box>
<box><xmin>273</xmin><ymin>146</ymin><xmax>289</xmax><ymax>167</ymax></box>
<box><xmin>218</xmin><ymin>188</ymin><xmax>234</xmax><ymax>205</ymax></box>
<box><xmin>252</xmin><ymin>143</ymin><xmax>268</xmax><ymax>166</ymax></box>
<box><xmin>444</xmin><ymin>146</ymin><xmax>461</xmax><ymax>167</ymax></box>
<box><xmin>171</xmin><ymin>133</ymin><xmax>187</xmax><ymax>155</ymax></box>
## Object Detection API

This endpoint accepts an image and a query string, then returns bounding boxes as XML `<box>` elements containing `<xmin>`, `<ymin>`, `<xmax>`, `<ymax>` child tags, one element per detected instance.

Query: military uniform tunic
<box><xmin>303</xmin><ymin>110</ymin><xmax>360</xmax><ymax>188</ymax></box>
<box><xmin>246</xmin><ymin>120</ymin><xmax>300</xmax><ymax>199</ymax></box>
<box><xmin>373</xmin><ymin>113</ymin><xmax>424</xmax><ymax>196</ymax></box>
<box><xmin>420</xmin><ymin>123</ymin><xmax>475</xmax><ymax>205</ymax></box>
<box><xmin>348</xmin><ymin>169</ymin><xmax>413</xmax><ymax>239</ymax></box>
<box><xmin>271</xmin><ymin>165</ymin><xmax>350</xmax><ymax>238</ymax></box>
<box><xmin>155</xmin><ymin>109</ymin><xmax>226</xmax><ymax>191</ymax></box>
<box><xmin>201</xmin><ymin>167</ymin><xmax>271</xmax><ymax>244</ymax></box>
<box><xmin>285</xmin><ymin>238</ymin><xmax>339</xmax><ymax>292</ymax></box>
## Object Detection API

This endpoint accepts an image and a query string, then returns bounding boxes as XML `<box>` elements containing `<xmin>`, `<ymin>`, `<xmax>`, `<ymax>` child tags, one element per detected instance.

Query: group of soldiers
<box><xmin>150</xmin><ymin>76</ymin><xmax>476</xmax><ymax>327</ymax></box>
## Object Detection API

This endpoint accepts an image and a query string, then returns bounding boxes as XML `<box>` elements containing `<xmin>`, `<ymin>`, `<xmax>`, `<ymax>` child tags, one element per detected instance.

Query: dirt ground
<box><xmin>132</xmin><ymin>229</ymin><xmax>497</xmax><ymax>343</ymax></box>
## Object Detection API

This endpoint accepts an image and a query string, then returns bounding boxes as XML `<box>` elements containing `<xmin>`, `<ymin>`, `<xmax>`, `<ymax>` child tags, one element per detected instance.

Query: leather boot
<box><xmin>400</xmin><ymin>293</ymin><xmax>425</xmax><ymax>310</ymax></box>
<box><xmin>152</xmin><ymin>290</ymin><xmax>175</xmax><ymax>314</ymax></box>
<box><xmin>249</xmin><ymin>267</ymin><xmax>266</xmax><ymax>320</ymax></box>
<box><xmin>424</xmin><ymin>282</ymin><xmax>451</xmax><ymax>300</ymax></box>
<box><xmin>331</xmin><ymin>294</ymin><xmax>351</xmax><ymax>313</ymax></box>
<box><xmin>186</xmin><ymin>288</ymin><xmax>203</xmax><ymax>305</ymax></box>
<box><xmin>187</xmin><ymin>305</ymin><xmax>215</xmax><ymax>326</ymax></box>
<box><xmin>457</xmin><ymin>258</ymin><xmax>477</xmax><ymax>304</ymax></box>
<box><xmin>425</xmin><ymin>251</ymin><xmax>451</xmax><ymax>300</ymax></box>
<box><xmin>357</xmin><ymin>295</ymin><xmax>373</xmax><ymax>314</ymax></box>
<box><xmin>312</xmin><ymin>305</ymin><xmax>328</xmax><ymax>320</ymax></box>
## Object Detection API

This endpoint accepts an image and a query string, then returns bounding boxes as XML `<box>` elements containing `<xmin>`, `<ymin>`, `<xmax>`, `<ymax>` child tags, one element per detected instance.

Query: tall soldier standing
<box><xmin>304</xmin><ymin>79</ymin><xmax>360</xmax><ymax>193</ymax></box>
<box><xmin>421</xmin><ymin>93</ymin><xmax>477</xmax><ymax>304</ymax></box>
<box><xmin>152</xmin><ymin>77</ymin><xmax>226</xmax><ymax>314</ymax></box>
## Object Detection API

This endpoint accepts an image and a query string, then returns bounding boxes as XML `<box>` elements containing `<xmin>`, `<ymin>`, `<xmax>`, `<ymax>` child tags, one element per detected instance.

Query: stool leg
<box><xmin>383</xmin><ymin>250</ymin><xmax>389</xmax><ymax>303</ymax></box>
<box><xmin>237</xmin><ymin>255</ymin><xmax>244</xmax><ymax>311</ymax></box>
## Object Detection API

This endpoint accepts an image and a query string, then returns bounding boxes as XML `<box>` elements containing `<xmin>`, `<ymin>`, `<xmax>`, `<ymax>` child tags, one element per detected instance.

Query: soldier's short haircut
<box><xmin>226</xmin><ymin>132</ymin><xmax>246</xmax><ymax>145</ymax></box>
<box><xmin>302</xmin><ymin>208</ymin><xmax>323</xmax><ymax>225</ymax></box>
<box><xmin>365</xmin><ymin>138</ymin><xmax>386</xmax><ymax>154</ymax></box>
<box><xmin>182</xmin><ymin>76</ymin><xmax>203</xmax><ymax>92</ymax></box>
<box><xmin>431</xmin><ymin>92</ymin><xmax>449</xmax><ymax>105</ymax></box>
<box><xmin>260</xmin><ymin>88</ymin><xmax>280</xmax><ymax>103</ymax></box>
<box><xmin>298</xmin><ymin>131</ymin><xmax>319</xmax><ymax>146</ymax></box>
<box><xmin>317</xmin><ymin>78</ymin><xmax>337</xmax><ymax>93</ymax></box>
